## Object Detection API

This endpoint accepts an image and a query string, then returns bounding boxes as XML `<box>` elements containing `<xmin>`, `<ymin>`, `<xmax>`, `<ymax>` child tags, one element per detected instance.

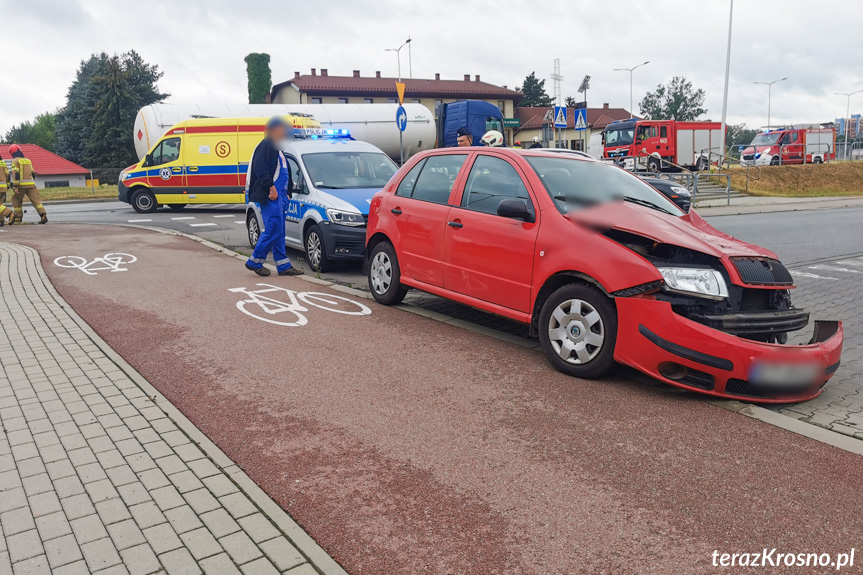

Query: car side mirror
<box><xmin>144</xmin><ymin>154</ymin><xmax>154</xmax><ymax>167</ymax></box>
<box><xmin>497</xmin><ymin>199</ymin><xmax>535</xmax><ymax>223</ymax></box>
<box><xmin>295</xmin><ymin>177</ymin><xmax>309</xmax><ymax>194</ymax></box>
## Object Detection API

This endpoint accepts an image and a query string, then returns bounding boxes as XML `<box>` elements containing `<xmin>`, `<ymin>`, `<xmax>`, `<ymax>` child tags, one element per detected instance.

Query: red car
<box><xmin>364</xmin><ymin>148</ymin><xmax>842</xmax><ymax>402</ymax></box>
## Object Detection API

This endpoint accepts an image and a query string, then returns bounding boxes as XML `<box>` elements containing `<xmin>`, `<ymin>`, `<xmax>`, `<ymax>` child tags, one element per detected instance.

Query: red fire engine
<box><xmin>740</xmin><ymin>126</ymin><xmax>835</xmax><ymax>166</ymax></box>
<box><xmin>603</xmin><ymin>119</ymin><xmax>723</xmax><ymax>172</ymax></box>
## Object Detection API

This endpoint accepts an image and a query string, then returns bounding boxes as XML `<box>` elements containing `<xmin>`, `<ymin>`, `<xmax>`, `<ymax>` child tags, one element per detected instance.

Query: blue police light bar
<box><xmin>292</xmin><ymin>128</ymin><xmax>353</xmax><ymax>140</ymax></box>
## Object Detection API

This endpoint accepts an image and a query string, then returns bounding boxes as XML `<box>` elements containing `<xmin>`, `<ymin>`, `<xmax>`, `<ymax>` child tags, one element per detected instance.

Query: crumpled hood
<box><xmin>605</xmin><ymin>202</ymin><xmax>778</xmax><ymax>259</ymax></box>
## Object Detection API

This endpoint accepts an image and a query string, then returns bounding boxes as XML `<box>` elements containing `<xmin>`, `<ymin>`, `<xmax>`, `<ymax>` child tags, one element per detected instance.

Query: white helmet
<box><xmin>533</xmin><ymin>136</ymin><xmax>540</xmax><ymax>143</ymax></box>
<box><xmin>481</xmin><ymin>130</ymin><xmax>504</xmax><ymax>147</ymax></box>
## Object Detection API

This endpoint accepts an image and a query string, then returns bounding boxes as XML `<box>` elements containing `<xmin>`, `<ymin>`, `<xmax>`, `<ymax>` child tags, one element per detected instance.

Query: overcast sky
<box><xmin>2</xmin><ymin>0</ymin><xmax>862</xmax><ymax>135</ymax></box>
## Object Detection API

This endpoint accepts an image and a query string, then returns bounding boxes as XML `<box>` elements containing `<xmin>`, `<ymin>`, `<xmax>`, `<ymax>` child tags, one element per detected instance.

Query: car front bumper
<box><xmin>118</xmin><ymin>180</ymin><xmax>132</xmax><ymax>203</ymax></box>
<box><xmin>614</xmin><ymin>297</ymin><xmax>843</xmax><ymax>403</ymax></box>
<box><xmin>319</xmin><ymin>222</ymin><xmax>366</xmax><ymax>261</ymax></box>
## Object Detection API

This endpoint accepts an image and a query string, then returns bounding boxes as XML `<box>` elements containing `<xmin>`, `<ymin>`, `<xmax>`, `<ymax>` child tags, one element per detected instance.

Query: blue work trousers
<box><xmin>247</xmin><ymin>197</ymin><xmax>292</xmax><ymax>272</ymax></box>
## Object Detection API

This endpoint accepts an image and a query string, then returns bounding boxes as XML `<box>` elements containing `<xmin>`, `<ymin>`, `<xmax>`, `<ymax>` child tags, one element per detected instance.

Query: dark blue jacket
<box><xmin>247</xmin><ymin>138</ymin><xmax>279</xmax><ymax>203</ymax></box>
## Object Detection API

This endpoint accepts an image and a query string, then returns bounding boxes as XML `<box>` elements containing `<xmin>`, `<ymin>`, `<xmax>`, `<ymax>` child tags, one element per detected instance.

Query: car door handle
<box><xmin>391</xmin><ymin>208</ymin><xmax>402</xmax><ymax>215</ymax></box>
<box><xmin>187</xmin><ymin>166</ymin><xmax>198</xmax><ymax>172</ymax></box>
<box><xmin>448</xmin><ymin>221</ymin><xmax>463</xmax><ymax>228</ymax></box>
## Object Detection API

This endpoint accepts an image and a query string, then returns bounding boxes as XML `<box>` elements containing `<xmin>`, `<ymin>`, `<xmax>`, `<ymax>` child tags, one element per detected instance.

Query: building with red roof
<box><xmin>513</xmin><ymin>104</ymin><xmax>634</xmax><ymax>151</ymax></box>
<box><xmin>0</xmin><ymin>144</ymin><xmax>89</xmax><ymax>189</ymax></box>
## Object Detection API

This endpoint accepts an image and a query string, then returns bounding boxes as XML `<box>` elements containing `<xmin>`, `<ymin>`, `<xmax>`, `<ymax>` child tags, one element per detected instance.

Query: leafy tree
<box><xmin>244</xmin><ymin>53</ymin><xmax>272</xmax><ymax>104</ymax></box>
<box><xmin>639</xmin><ymin>76</ymin><xmax>706</xmax><ymax>121</ymax></box>
<box><xmin>516</xmin><ymin>72</ymin><xmax>554</xmax><ymax>108</ymax></box>
<box><xmin>564</xmin><ymin>96</ymin><xmax>577</xmax><ymax>107</ymax></box>
<box><xmin>3</xmin><ymin>113</ymin><xmax>57</xmax><ymax>151</ymax></box>
<box><xmin>726</xmin><ymin>123</ymin><xmax>758</xmax><ymax>149</ymax></box>
<box><xmin>56</xmin><ymin>51</ymin><xmax>167</xmax><ymax>167</ymax></box>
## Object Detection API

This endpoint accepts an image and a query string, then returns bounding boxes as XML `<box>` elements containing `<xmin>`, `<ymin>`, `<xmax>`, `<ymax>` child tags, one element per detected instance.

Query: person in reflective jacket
<box><xmin>245</xmin><ymin>117</ymin><xmax>303</xmax><ymax>277</ymax></box>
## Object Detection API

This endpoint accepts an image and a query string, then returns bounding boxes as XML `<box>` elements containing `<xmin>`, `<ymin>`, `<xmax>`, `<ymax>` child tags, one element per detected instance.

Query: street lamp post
<box><xmin>613</xmin><ymin>61</ymin><xmax>650</xmax><ymax>118</ymax></box>
<box><xmin>384</xmin><ymin>38</ymin><xmax>412</xmax><ymax>83</ymax></box>
<box><xmin>719</xmin><ymin>0</ymin><xmax>734</xmax><ymax>170</ymax></box>
<box><xmin>753</xmin><ymin>77</ymin><xmax>787</xmax><ymax>129</ymax></box>
<box><xmin>834</xmin><ymin>90</ymin><xmax>863</xmax><ymax>161</ymax></box>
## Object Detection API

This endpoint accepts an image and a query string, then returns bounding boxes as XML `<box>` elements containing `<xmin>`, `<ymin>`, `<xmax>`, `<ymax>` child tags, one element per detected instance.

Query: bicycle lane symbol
<box><xmin>53</xmin><ymin>253</ymin><xmax>137</xmax><ymax>276</ymax></box>
<box><xmin>228</xmin><ymin>283</ymin><xmax>372</xmax><ymax>327</ymax></box>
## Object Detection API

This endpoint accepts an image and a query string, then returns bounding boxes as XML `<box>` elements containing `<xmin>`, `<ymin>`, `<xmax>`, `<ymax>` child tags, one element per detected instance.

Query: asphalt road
<box><xmin>38</xmin><ymin>201</ymin><xmax>863</xmax><ymax>287</ymax></box>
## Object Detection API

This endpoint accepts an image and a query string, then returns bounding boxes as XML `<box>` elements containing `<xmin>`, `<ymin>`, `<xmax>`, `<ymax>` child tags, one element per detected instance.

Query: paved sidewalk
<box><xmin>0</xmin><ymin>242</ymin><xmax>340</xmax><ymax>574</ymax></box>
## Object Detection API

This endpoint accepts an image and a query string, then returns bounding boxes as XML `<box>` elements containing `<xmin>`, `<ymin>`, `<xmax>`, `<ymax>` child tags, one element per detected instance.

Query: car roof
<box><xmin>281</xmin><ymin>138</ymin><xmax>384</xmax><ymax>154</ymax></box>
<box><xmin>419</xmin><ymin>147</ymin><xmax>599</xmax><ymax>162</ymax></box>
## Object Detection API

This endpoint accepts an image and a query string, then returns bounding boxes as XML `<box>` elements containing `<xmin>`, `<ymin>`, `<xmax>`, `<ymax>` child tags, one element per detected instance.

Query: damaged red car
<box><xmin>364</xmin><ymin>148</ymin><xmax>842</xmax><ymax>402</ymax></box>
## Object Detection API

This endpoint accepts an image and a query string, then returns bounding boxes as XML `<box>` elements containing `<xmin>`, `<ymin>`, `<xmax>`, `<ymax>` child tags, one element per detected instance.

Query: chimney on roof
<box><xmin>475</xmin><ymin>75</ymin><xmax>480</xmax><ymax>82</ymax></box>
<box><xmin>464</xmin><ymin>74</ymin><xmax>470</xmax><ymax>81</ymax></box>
<box><xmin>353</xmin><ymin>70</ymin><xmax>360</xmax><ymax>78</ymax></box>
<box><xmin>375</xmin><ymin>71</ymin><xmax>381</xmax><ymax>78</ymax></box>
<box><xmin>311</xmin><ymin>68</ymin><xmax>316</xmax><ymax>76</ymax></box>
<box><xmin>294</xmin><ymin>71</ymin><xmax>300</xmax><ymax>79</ymax></box>
<box><xmin>603</xmin><ymin>103</ymin><xmax>609</xmax><ymax>109</ymax></box>
<box><xmin>435</xmin><ymin>73</ymin><xmax>440</xmax><ymax>80</ymax></box>
<box><xmin>321</xmin><ymin>69</ymin><xmax>328</xmax><ymax>76</ymax></box>
<box><xmin>502</xmin><ymin>85</ymin><xmax>507</xmax><ymax>89</ymax></box>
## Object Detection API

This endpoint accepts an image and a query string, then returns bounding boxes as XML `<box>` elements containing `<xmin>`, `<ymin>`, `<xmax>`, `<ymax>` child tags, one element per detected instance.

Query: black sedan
<box><xmin>640</xmin><ymin>177</ymin><xmax>692</xmax><ymax>212</ymax></box>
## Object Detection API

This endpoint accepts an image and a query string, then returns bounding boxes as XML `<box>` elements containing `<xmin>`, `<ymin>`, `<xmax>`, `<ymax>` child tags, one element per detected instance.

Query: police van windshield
<box><xmin>605</xmin><ymin>127</ymin><xmax>634</xmax><ymax>146</ymax></box>
<box><xmin>526</xmin><ymin>155</ymin><xmax>683</xmax><ymax>216</ymax></box>
<box><xmin>302</xmin><ymin>152</ymin><xmax>398</xmax><ymax>189</ymax></box>
<box><xmin>749</xmin><ymin>132</ymin><xmax>781</xmax><ymax>146</ymax></box>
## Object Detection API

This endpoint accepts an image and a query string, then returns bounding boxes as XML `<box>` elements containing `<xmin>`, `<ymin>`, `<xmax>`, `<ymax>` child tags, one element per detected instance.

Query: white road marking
<box><xmin>836</xmin><ymin>260</ymin><xmax>863</xmax><ymax>267</ymax></box>
<box><xmin>235</xmin><ymin>221</ymin><xmax>245</xmax><ymax>225</ymax></box>
<box><xmin>189</xmin><ymin>223</ymin><xmax>217</xmax><ymax>227</ymax></box>
<box><xmin>792</xmin><ymin>271</ymin><xmax>838</xmax><ymax>280</ymax></box>
<box><xmin>171</xmin><ymin>216</ymin><xmax>195</xmax><ymax>220</ymax></box>
<box><xmin>808</xmin><ymin>265</ymin><xmax>860</xmax><ymax>274</ymax></box>
<box><xmin>128</xmin><ymin>219</ymin><xmax>152</xmax><ymax>222</ymax></box>
<box><xmin>212</xmin><ymin>214</ymin><xmax>234</xmax><ymax>218</ymax></box>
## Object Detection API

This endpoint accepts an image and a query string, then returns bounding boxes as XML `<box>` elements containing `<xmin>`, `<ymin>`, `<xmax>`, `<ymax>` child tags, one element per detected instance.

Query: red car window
<box><xmin>407</xmin><ymin>154</ymin><xmax>468</xmax><ymax>205</ymax></box>
<box><xmin>461</xmin><ymin>155</ymin><xmax>532</xmax><ymax>215</ymax></box>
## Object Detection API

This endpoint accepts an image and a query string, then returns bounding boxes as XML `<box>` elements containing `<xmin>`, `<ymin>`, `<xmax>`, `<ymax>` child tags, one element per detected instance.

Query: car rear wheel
<box><xmin>246</xmin><ymin>211</ymin><xmax>260</xmax><ymax>248</ymax></box>
<box><xmin>539</xmin><ymin>283</ymin><xmax>617</xmax><ymax>379</ymax></box>
<box><xmin>696</xmin><ymin>157</ymin><xmax>708</xmax><ymax>171</ymax></box>
<box><xmin>305</xmin><ymin>224</ymin><xmax>332</xmax><ymax>273</ymax></box>
<box><xmin>131</xmin><ymin>189</ymin><xmax>157</xmax><ymax>213</ymax></box>
<box><xmin>368</xmin><ymin>241</ymin><xmax>407</xmax><ymax>305</ymax></box>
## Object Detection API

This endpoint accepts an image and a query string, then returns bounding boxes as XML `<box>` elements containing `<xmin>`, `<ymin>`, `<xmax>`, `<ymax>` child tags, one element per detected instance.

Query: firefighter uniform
<box><xmin>10</xmin><ymin>154</ymin><xmax>47</xmax><ymax>224</ymax></box>
<box><xmin>0</xmin><ymin>161</ymin><xmax>12</xmax><ymax>224</ymax></box>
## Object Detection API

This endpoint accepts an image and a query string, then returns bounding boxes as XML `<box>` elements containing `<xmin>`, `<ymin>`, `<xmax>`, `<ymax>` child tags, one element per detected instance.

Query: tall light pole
<box><xmin>384</xmin><ymin>38</ymin><xmax>412</xmax><ymax>82</ymax></box>
<box><xmin>614</xmin><ymin>61</ymin><xmax>650</xmax><ymax>118</ymax></box>
<box><xmin>835</xmin><ymin>89</ymin><xmax>863</xmax><ymax>161</ymax></box>
<box><xmin>753</xmin><ymin>77</ymin><xmax>787</xmax><ymax>129</ymax></box>
<box><xmin>719</xmin><ymin>0</ymin><xmax>734</xmax><ymax>167</ymax></box>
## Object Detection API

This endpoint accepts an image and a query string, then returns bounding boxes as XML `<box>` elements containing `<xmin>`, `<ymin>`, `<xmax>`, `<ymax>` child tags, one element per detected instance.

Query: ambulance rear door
<box><xmin>184</xmin><ymin>119</ymin><xmax>242</xmax><ymax>203</ymax></box>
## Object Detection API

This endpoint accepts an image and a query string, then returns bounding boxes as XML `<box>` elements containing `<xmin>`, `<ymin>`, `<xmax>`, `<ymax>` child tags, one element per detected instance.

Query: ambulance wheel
<box><xmin>647</xmin><ymin>157</ymin><xmax>661</xmax><ymax>173</ymax></box>
<box><xmin>368</xmin><ymin>241</ymin><xmax>407</xmax><ymax>305</ymax></box>
<box><xmin>131</xmin><ymin>189</ymin><xmax>157</xmax><ymax>213</ymax></box>
<box><xmin>246</xmin><ymin>212</ymin><xmax>260</xmax><ymax>248</ymax></box>
<box><xmin>305</xmin><ymin>224</ymin><xmax>332</xmax><ymax>273</ymax></box>
<box><xmin>168</xmin><ymin>204</ymin><xmax>187</xmax><ymax>211</ymax></box>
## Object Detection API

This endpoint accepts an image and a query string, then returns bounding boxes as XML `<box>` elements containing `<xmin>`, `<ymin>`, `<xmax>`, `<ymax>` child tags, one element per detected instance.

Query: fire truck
<box><xmin>603</xmin><ymin>119</ymin><xmax>723</xmax><ymax>172</ymax></box>
<box><xmin>740</xmin><ymin>126</ymin><xmax>835</xmax><ymax>166</ymax></box>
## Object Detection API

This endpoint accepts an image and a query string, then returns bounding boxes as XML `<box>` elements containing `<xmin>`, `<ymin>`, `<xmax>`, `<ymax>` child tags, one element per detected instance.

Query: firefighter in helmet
<box><xmin>0</xmin><ymin>153</ymin><xmax>12</xmax><ymax>226</ymax></box>
<box><xmin>8</xmin><ymin>145</ymin><xmax>47</xmax><ymax>225</ymax></box>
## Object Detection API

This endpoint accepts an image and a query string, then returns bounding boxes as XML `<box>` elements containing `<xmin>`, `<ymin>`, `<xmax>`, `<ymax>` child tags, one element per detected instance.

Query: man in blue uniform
<box><xmin>245</xmin><ymin>117</ymin><xmax>303</xmax><ymax>276</ymax></box>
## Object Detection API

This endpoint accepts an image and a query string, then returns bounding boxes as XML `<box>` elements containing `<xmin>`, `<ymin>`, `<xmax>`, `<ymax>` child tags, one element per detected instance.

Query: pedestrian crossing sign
<box><xmin>553</xmin><ymin>106</ymin><xmax>567</xmax><ymax>128</ymax></box>
<box><xmin>574</xmin><ymin>108</ymin><xmax>587</xmax><ymax>131</ymax></box>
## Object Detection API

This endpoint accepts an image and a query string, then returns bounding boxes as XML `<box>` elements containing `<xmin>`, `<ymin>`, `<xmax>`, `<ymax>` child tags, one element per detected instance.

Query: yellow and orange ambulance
<box><xmin>118</xmin><ymin>115</ymin><xmax>320</xmax><ymax>213</ymax></box>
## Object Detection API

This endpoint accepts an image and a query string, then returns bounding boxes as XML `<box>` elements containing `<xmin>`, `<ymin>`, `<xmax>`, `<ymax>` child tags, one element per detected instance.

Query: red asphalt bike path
<box><xmin>6</xmin><ymin>224</ymin><xmax>862</xmax><ymax>575</ymax></box>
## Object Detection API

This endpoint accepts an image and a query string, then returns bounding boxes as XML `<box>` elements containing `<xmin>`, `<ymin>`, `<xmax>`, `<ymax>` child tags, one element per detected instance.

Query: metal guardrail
<box><xmin>691</xmin><ymin>173</ymin><xmax>732</xmax><ymax>206</ymax></box>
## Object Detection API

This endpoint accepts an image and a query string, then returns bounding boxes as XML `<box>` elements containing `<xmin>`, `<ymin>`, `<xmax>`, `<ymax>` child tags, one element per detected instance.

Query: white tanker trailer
<box><xmin>133</xmin><ymin>103</ymin><xmax>435</xmax><ymax>162</ymax></box>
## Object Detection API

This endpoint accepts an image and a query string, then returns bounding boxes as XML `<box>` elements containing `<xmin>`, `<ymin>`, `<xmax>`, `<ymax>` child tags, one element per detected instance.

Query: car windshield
<box><xmin>526</xmin><ymin>156</ymin><xmax>684</xmax><ymax>216</ymax></box>
<box><xmin>749</xmin><ymin>133</ymin><xmax>781</xmax><ymax>146</ymax></box>
<box><xmin>302</xmin><ymin>152</ymin><xmax>398</xmax><ymax>189</ymax></box>
<box><xmin>605</xmin><ymin>127</ymin><xmax>634</xmax><ymax>146</ymax></box>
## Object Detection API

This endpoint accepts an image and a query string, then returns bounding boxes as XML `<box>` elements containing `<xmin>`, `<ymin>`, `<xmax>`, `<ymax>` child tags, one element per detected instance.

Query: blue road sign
<box><xmin>553</xmin><ymin>106</ymin><xmax>567</xmax><ymax>128</ymax></box>
<box><xmin>573</xmin><ymin>108</ymin><xmax>587</xmax><ymax>131</ymax></box>
<box><xmin>396</xmin><ymin>106</ymin><xmax>407</xmax><ymax>132</ymax></box>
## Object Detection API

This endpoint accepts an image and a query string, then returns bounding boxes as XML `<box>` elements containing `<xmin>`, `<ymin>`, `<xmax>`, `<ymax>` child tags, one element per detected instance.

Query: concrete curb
<box><xmin>21</xmin><ymin>238</ymin><xmax>349</xmax><ymax>575</ymax></box>
<box><xmin>697</xmin><ymin>197</ymin><xmax>863</xmax><ymax>217</ymax></box>
<box><xmin>41</xmin><ymin>197</ymin><xmax>118</xmax><ymax>206</ymax></box>
<box><xmin>34</xmin><ymin>222</ymin><xmax>863</xmax><ymax>461</ymax></box>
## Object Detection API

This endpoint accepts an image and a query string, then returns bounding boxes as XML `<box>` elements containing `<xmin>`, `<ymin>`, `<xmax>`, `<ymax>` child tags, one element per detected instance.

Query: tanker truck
<box><xmin>133</xmin><ymin>103</ymin><xmax>435</xmax><ymax>163</ymax></box>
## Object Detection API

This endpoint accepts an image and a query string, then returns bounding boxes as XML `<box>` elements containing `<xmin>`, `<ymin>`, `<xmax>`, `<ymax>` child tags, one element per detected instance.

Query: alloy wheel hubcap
<box><xmin>547</xmin><ymin>299</ymin><xmax>604</xmax><ymax>365</ymax></box>
<box><xmin>370</xmin><ymin>252</ymin><xmax>392</xmax><ymax>294</ymax></box>
<box><xmin>307</xmin><ymin>233</ymin><xmax>321</xmax><ymax>267</ymax></box>
<box><xmin>249</xmin><ymin>220</ymin><xmax>258</xmax><ymax>244</ymax></box>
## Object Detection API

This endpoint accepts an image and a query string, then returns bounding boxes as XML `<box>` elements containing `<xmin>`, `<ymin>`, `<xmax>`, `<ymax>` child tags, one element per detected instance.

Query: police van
<box><xmin>245</xmin><ymin>129</ymin><xmax>398</xmax><ymax>272</ymax></box>
<box><xmin>118</xmin><ymin>115</ymin><xmax>320</xmax><ymax>213</ymax></box>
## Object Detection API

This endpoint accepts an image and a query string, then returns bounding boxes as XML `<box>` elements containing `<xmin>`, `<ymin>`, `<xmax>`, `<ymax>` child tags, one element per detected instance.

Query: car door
<box><xmin>145</xmin><ymin>136</ymin><xmax>185</xmax><ymax>199</ymax></box>
<box><xmin>444</xmin><ymin>153</ymin><xmax>539</xmax><ymax>313</ymax></box>
<box><xmin>283</xmin><ymin>155</ymin><xmax>304</xmax><ymax>247</ymax></box>
<box><xmin>390</xmin><ymin>153</ymin><xmax>469</xmax><ymax>287</ymax></box>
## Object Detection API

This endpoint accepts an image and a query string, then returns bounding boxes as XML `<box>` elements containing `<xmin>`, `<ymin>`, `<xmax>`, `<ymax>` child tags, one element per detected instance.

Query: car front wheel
<box><xmin>367</xmin><ymin>241</ymin><xmax>407</xmax><ymax>305</ymax></box>
<box><xmin>305</xmin><ymin>224</ymin><xmax>332</xmax><ymax>273</ymax></box>
<box><xmin>538</xmin><ymin>283</ymin><xmax>617</xmax><ymax>379</ymax></box>
<box><xmin>246</xmin><ymin>211</ymin><xmax>260</xmax><ymax>248</ymax></box>
<box><xmin>131</xmin><ymin>189</ymin><xmax>157</xmax><ymax>213</ymax></box>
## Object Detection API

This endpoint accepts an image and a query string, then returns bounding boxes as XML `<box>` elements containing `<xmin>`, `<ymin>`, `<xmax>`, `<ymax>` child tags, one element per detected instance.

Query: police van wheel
<box><xmin>131</xmin><ymin>189</ymin><xmax>157</xmax><ymax>213</ymax></box>
<box><xmin>246</xmin><ymin>212</ymin><xmax>260</xmax><ymax>248</ymax></box>
<box><xmin>168</xmin><ymin>204</ymin><xmax>187</xmax><ymax>211</ymax></box>
<box><xmin>305</xmin><ymin>224</ymin><xmax>332</xmax><ymax>273</ymax></box>
<box><xmin>368</xmin><ymin>241</ymin><xmax>407</xmax><ymax>306</ymax></box>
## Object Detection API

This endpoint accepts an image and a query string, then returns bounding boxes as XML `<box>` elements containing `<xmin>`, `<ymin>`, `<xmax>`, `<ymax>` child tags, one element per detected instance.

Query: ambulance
<box><xmin>118</xmin><ymin>115</ymin><xmax>320</xmax><ymax>213</ymax></box>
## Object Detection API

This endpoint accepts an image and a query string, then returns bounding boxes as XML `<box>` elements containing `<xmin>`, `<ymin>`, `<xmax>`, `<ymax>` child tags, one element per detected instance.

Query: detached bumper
<box><xmin>615</xmin><ymin>297</ymin><xmax>843</xmax><ymax>403</ymax></box>
<box><xmin>319</xmin><ymin>222</ymin><xmax>366</xmax><ymax>261</ymax></box>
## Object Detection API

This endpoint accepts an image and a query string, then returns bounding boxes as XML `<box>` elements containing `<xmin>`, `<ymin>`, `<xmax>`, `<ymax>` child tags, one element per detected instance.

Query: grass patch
<box><xmin>38</xmin><ymin>186</ymin><xmax>117</xmax><ymax>202</ymax></box>
<box><xmin>718</xmin><ymin>162</ymin><xmax>863</xmax><ymax>197</ymax></box>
